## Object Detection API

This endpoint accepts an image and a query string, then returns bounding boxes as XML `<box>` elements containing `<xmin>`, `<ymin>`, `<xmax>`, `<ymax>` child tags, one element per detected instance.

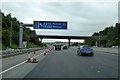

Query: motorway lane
<box><xmin>2</xmin><ymin>50</ymin><xmax>44</xmax><ymax>71</ymax></box>
<box><xmin>2</xmin><ymin>50</ymin><xmax>47</xmax><ymax>78</ymax></box>
<box><xmin>24</xmin><ymin>47</ymin><xmax>118</xmax><ymax>78</ymax></box>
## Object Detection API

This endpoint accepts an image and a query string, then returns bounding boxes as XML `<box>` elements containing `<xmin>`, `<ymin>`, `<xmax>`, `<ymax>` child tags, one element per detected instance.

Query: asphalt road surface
<box><xmin>2</xmin><ymin>50</ymin><xmax>44</xmax><ymax>71</ymax></box>
<box><xmin>2</xmin><ymin>47</ymin><xmax>118</xmax><ymax>78</ymax></box>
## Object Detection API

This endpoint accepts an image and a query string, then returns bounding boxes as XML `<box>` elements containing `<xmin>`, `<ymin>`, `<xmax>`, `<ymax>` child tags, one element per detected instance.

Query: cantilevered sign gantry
<box><xmin>19</xmin><ymin>21</ymin><xmax>67</xmax><ymax>48</ymax></box>
<box><xmin>19</xmin><ymin>21</ymin><xmax>93</xmax><ymax>48</ymax></box>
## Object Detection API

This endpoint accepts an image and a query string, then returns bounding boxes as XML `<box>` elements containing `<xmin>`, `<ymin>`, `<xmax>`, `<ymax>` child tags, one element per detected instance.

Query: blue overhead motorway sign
<box><xmin>33</xmin><ymin>21</ymin><xmax>67</xmax><ymax>29</ymax></box>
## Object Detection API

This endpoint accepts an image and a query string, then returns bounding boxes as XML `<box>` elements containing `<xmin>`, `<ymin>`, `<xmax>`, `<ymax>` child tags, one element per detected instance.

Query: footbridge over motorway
<box><xmin>37</xmin><ymin>35</ymin><xmax>92</xmax><ymax>47</ymax></box>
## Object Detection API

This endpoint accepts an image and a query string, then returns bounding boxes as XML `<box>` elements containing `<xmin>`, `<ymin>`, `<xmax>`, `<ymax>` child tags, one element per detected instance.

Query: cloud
<box><xmin>2</xmin><ymin>0</ymin><xmax>119</xmax><ymax>2</ymax></box>
<box><xmin>1</xmin><ymin>1</ymin><xmax>118</xmax><ymax>42</ymax></box>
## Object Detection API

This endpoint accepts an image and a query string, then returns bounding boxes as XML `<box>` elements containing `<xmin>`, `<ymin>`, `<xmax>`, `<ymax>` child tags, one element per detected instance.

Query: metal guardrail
<box><xmin>91</xmin><ymin>47</ymin><xmax>119</xmax><ymax>54</ymax></box>
<box><xmin>0</xmin><ymin>48</ymin><xmax>42</xmax><ymax>58</ymax></box>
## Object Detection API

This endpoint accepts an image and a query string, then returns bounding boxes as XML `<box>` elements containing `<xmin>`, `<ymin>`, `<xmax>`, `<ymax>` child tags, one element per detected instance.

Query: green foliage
<box><xmin>11</xmin><ymin>43</ymin><xmax>19</xmax><ymax>49</ymax></box>
<box><xmin>71</xmin><ymin>42</ymin><xmax>81</xmax><ymax>46</ymax></box>
<box><xmin>0</xmin><ymin>43</ymin><xmax>2</xmax><ymax>50</ymax></box>
<box><xmin>27</xmin><ymin>42</ymin><xmax>40</xmax><ymax>48</ymax></box>
<box><xmin>85</xmin><ymin>23</ymin><xmax>120</xmax><ymax>47</ymax></box>
<box><xmin>42</xmin><ymin>43</ymin><xmax>47</xmax><ymax>47</ymax></box>
<box><xmin>2</xmin><ymin>29</ymin><xmax>10</xmax><ymax>47</ymax></box>
<box><xmin>12</xmin><ymin>31</ymin><xmax>19</xmax><ymax>45</ymax></box>
<box><xmin>2</xmin><ymin>12</ymin><xmax>42</xmax><ymax>49</ymax></box>
<box><xmin>23</xmin><ymin>28</ymin><xmax>30</xmax><ymax>42</ymax></box>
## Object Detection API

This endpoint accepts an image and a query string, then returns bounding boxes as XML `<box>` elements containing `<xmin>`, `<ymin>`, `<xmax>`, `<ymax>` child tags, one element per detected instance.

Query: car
<box><xmin>77</xmin><ymin>45</ymin><xmax>94</xmax><ymax>56</ymax></box>
<box><xmin>63</xmin><ymin>45</ymin><xmax>68</xmax><ymax>50</ymax></box>
<box><xmin>111</xmin><ymin>46</ymin><xmax>118</xmax><ymax>48</ymax></box>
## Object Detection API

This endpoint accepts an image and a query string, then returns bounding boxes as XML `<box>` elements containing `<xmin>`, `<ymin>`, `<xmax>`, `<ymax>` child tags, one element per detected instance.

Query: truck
<box><xmin>54</xmin><ymin>44</ymin><xmax>62</xmax><ymax>50</ymax></box>
<box><xmin>54</xmin><ymin>42</ymin><xmax>63</xmax><ymax>50</ymax></box>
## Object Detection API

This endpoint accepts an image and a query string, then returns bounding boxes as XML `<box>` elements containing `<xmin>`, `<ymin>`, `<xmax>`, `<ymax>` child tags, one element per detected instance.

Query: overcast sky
<box><xmin>1</xmin><ymin>0</ymin><xmax>119</xmax><ymax>42</ymax></box>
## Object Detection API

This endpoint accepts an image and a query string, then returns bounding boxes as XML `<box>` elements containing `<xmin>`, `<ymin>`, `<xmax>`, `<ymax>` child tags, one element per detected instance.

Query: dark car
<box><xmin>77</xmin><ymin>45</ymin><xmax>94</xmax><ymax>56</ymax></box>
<box><xmin>63</xmin><ymin>45</ymin><xmax>68</xmax><ymax>50</ymax></box>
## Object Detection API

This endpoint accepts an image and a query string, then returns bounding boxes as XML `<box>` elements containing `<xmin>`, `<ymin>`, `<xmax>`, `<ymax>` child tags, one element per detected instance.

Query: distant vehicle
<box><xmin>93</xmin><ymin>46</ymin><xmax>97</xmax><ymax>48</ymax></box>
<box><xmin>77</xmin><ymin>45</ymin><xmax>94</xmax><ymax>56</ymax></box>
<box><xmin>54</xmin><ymin>45</ymin><xmax>62</xmax><ymax>50</ymax></box>
<box><xmin>111</xmin><ymin>46</ymin><xmax>118</xmax><ymax>48</ymax></box>
<box><xmin>63</xmin><ymin>45</ymin><xmax>68</xmax><ymax>50</ymax></box>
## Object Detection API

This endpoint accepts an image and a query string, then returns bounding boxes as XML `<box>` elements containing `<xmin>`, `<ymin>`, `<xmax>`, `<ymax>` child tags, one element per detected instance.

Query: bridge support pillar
<box><xmin>40</xmin><ymin>38</ymin><xmax>43</xmax><ymax>47</ymax></box>
<box><xmin>19</xmin><ymin>23</ymin><xmax>23</xmax><ymax>48</ymax></box>
<box><xmin>95</xmin><ymin>41</ymin><xmax>98</xmax><ymax>47</ymax></box>
<box><xmin>68</xmin><ymin>39</ymin><xmax>71</xmax><ymax>48</ymax></box>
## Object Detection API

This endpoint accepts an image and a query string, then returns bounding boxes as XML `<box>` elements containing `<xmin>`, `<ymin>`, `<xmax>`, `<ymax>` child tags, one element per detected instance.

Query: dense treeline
<box><xmin>2</xmin><ymin>12</ymin><xmax>119</xmax><ymax>49</ymax></box>
<box><xmin>85</xmin><ymin>23</ymin><xmax>120</xmax><ymax>47</ymax></box>
<box><xmin>2</xmin><ymin>12</ymin><xmax>42</xmax><ymax>49</ymax></box>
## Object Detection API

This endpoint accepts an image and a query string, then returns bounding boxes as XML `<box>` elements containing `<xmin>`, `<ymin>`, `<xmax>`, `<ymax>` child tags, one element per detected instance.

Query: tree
<box><xmin>2</xmin><ymin>12</ymin><xmax>42</xmax><ymax>49</ymax></box>
<box><xmin>2</xmin><ymin>29</ymin><xmax>10</xmax><ymax>47</ymax></box>
<box><xmin>85</xmin><ymin>23</ymin><xmax>120</xmax><ymax>47</ymax></box>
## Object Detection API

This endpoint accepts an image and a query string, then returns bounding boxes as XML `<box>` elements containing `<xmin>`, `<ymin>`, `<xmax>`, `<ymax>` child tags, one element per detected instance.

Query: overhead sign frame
<box><xmin>33</xmin><ymin>21</ymin><xmax>67</xmax><ymax>29</ymax></box>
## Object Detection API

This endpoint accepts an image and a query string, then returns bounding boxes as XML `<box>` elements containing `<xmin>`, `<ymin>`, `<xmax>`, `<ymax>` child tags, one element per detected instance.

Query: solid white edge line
<box><xmin>0</xmin><ymin>52</ymin><xmax>44</xmax><ymax>75</ymax></box>
<box><xmin>0</xmin><ymin>60</ymin><xmax>27</xmax><ymax>74</ymax></box>
<box><xmin>94</xmin><ymin>51</ymin><xmax>119</xmax><ymax>56</ymax></box>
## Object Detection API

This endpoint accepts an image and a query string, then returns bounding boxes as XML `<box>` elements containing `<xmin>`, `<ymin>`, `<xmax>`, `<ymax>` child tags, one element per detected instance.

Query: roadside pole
<box><xmin>10</xmin><ymin>21</ymin><xmax>12</xmax><ymax>48</ymax></box>
<box><xmin>19</xmin><ymin>23</ymin><xmax>23</xmax><ymax>48</ymax></box>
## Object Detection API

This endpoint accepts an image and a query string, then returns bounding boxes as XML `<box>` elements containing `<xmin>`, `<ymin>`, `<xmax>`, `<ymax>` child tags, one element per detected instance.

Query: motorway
<box><xmin>1</xmin><ymin>47</ymin><xmax>118</xmax><ymax>79</ymax></box>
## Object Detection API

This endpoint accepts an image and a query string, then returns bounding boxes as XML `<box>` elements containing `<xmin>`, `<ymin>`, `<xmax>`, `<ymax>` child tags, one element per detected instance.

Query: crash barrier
<box><xmin>27</xmin><ymin>50</ymin><xmax>38</xmax><ymax>63</ymax></box>
<box><xmin>91</xmin><ymin>47</ymin><xmax>119</xmax><ymax>54</ymax></box>
<box><xmin>1</xmin><ymin>47</ymin><xmax>54</xmax><ymax>58</ymax></box>
<box><xmin>44</xmin><ymin>47</ymin><xmax>54</xmax><ymax>56</ymax></box>
<box><xmin>1</xmin><ymin>48</ymin><xmax>42</xmax><ymax>58</ymax></box>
